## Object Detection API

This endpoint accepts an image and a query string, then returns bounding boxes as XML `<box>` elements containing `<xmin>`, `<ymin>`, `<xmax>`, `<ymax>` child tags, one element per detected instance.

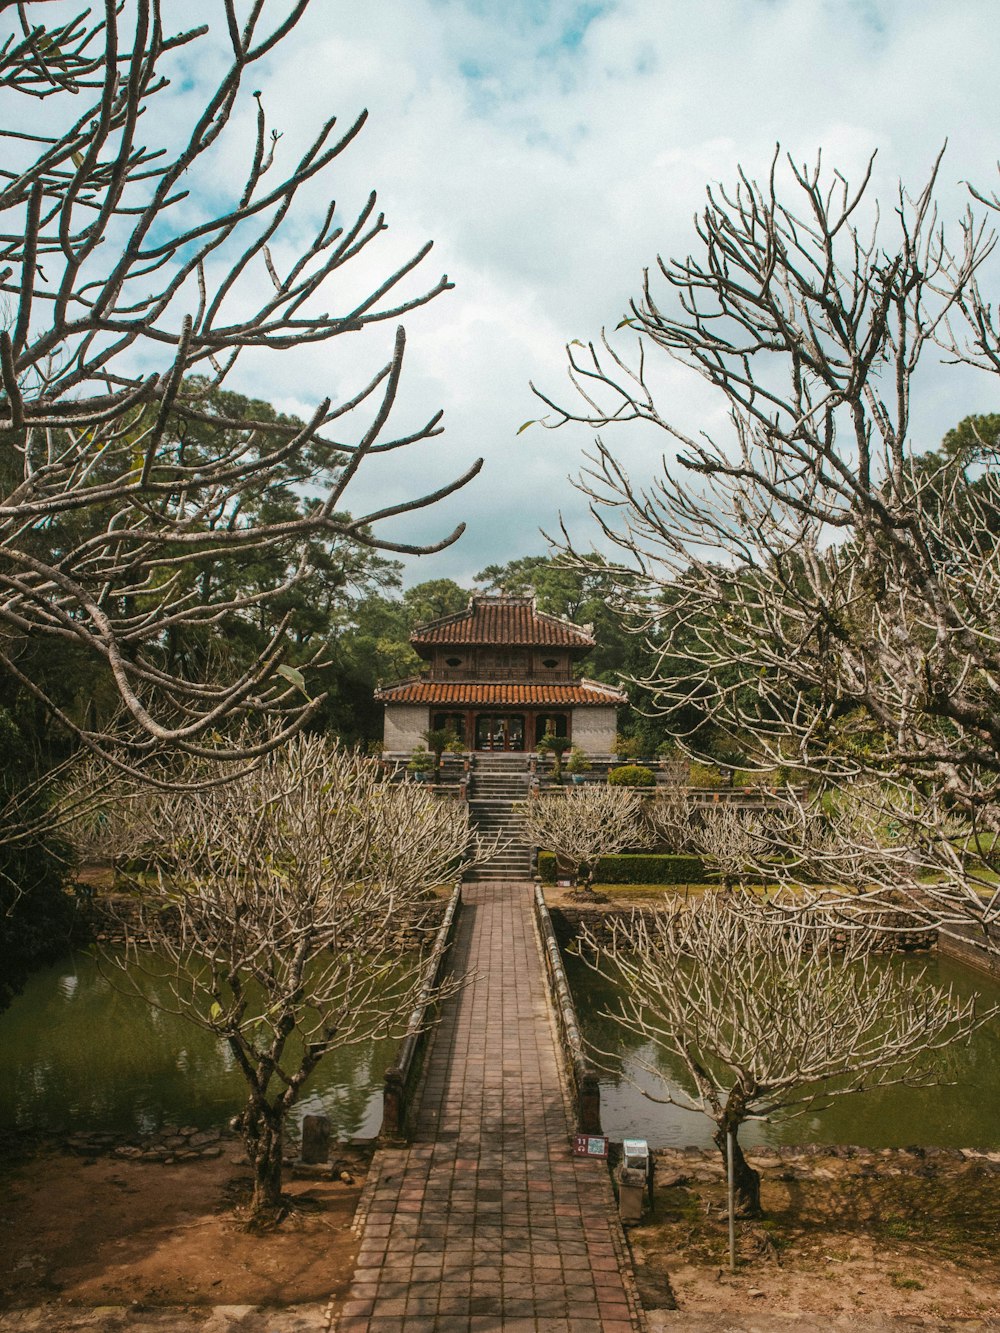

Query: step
<box><xmin>465</xmin><ymin>868</ymin><xmax>533</xmax><ymax>881</ymax></box>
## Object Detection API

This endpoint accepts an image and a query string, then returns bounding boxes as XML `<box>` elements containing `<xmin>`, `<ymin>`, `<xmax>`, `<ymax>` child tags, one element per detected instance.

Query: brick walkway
<box><xmin>333</xmin><ymin>881</ymin><xmax>643</xmax><ymax>1332</ymax></box>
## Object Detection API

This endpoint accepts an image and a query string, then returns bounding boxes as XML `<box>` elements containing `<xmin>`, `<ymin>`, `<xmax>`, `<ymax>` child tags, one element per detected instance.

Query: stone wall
<box><xmin>937</xmin><ymin>921</ymin><xmax>1000</xmax><ymax>980</ymax></box>
<box><xmin>550</xmin><ymin>903</ymin><xmax>937</xmax><ymax>952</ymax></box>
<box><xmin>380</xmin><ymin>883</ymin><xmax>462</xmax><ymax>1143</ymax></box>
<box><xmin>651</xmin><ymin>1142</ymin><xmax>1000</xmax><ymax>1180</ymax></box>
<box><xmin>82</xmin><ymin>891</ymin><xmax>448</xmax><ymax>952</ymax></box>
<box><xmin>571</xmin><ymin>706</ymin><xmax>618</xmax><ymax>756</ymax></box>
<box><xmin>383</xmin><ymin>703</ymin><xmax>428</xmax><ymax>753</ymax></box>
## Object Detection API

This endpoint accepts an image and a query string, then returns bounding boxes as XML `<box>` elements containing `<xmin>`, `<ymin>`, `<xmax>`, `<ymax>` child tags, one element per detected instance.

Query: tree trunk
<box><xmin>713</xmin><ymin>1121</ymin><xmax>761</xmax><ymax>1218</ymax></box>
<box><xmin>241</xmin><ymin>1101</ymin><xmax>285</xmax><ymax>1219</ymax></box>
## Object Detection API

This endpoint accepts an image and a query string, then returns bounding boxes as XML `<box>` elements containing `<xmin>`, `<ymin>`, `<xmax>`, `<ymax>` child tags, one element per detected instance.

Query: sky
<box><xmin>106</xmin><ymin>1</ymin><xmax>1000</xmax><ymax>585</ymax></box>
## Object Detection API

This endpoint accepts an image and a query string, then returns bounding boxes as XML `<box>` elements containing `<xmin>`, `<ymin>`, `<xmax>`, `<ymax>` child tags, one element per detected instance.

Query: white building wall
<box><xmin>383</xmin><ymin>704</ymin><xmax>428</xmax><ymax>753</ymax></box>
<box><xmin>571</xmin><ymin>707</ymin><xmax>618</xmax><ymax>755</ymax></box>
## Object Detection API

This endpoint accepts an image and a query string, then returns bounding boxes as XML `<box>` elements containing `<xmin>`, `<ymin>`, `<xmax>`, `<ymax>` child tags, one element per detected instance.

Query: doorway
<box><xmin>474</xmin><ymin>714</ymin><xmax>525</xmax><ymax>751</ymax></box>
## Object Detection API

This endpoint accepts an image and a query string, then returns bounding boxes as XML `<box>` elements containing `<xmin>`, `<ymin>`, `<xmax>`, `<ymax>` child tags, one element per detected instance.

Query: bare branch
<box><xmin>585</xmin><ymin>892</ymin><xmax>983</xmax><ymax>1214</ymax></box>
<box><xmin>534</xmin><ymin>148</ymin><xmax>1000</xmax><ymax>945</ymax></box>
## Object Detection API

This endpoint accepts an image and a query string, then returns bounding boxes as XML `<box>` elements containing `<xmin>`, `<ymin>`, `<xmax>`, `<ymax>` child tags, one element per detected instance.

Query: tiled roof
<box><xmin>411</xmin><ymin>596</ymin><xmax>595</xmax><ymax>648</ymax></box>
<box><xmin>375</xmin><ymin>679</ymin><xmax>627</xmax><ymax>706</ymax></box>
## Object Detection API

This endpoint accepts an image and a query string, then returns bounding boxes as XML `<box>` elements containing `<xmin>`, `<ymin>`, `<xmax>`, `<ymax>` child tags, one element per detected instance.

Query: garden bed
<box><xmin>632</xmin><ymin>1145</ymin><xmax>1000</xmax><ymax>1325</ymax></box>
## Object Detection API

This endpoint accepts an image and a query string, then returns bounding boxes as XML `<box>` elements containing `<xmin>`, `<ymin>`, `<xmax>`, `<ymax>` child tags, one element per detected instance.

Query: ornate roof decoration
<box><xmin>374</xmin><ymin>678</ymin><xmax>627</xmax><ymax>706</ymax></box>
<box><xmin>410</xmin><ymin>595</ymin><xmax>595</xmax><ymax>649</ymax></box>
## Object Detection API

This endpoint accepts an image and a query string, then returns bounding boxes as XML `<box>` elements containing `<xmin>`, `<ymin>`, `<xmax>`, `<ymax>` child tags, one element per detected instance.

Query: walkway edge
<box><xmin>530</xmin><ymin>884</ymin><xmax>649</xmax><ymax>1333</ymax></box>
<box><xmin>534</xmin><ymin>882</ymin><xmax>603</xmax><ymax>1134</ymax></box>
<box><xmin>380</xmin><ymin>882</ymin><xmax>462</xmax><ymax>1142</ymax></box>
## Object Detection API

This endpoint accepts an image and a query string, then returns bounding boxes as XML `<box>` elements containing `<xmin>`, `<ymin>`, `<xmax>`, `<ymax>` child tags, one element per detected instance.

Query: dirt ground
<box><xmin>629</xmin><ymin>1148</ymin><xmax>1000</xmax><ymax>1326</ymax></box>
<box><xmin>0</xmin><ymin>1147</ymin><xmax>363</xmax><ymax>1320</ymax></box>
<box><xmin>2</xmin><ymin>1144</ymin><xmax>999</xmax><ymax>1328</ymax></box>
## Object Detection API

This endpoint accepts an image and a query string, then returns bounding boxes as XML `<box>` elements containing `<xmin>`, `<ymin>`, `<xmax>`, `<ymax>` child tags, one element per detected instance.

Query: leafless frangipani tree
<box><xmin>585</xmin><ymin>893</ymin><xmax>982</xmax><ymax>1215</ymax></box>
<box><xmin>519</xmin><ymin>785</ymin><xmax>650</xmax><ymax>890</ymax></box>
<box><xmin>689</xmin><ymin>803</ymin><xmax>783</xmax><ymax>892</ymax></box>
<box><xmin>532</xmin><ymin>148</ymin><xmax>1000</xmax><ymax>944</ymax></box>
<box><xmin>642</xmin><ymin>786</ymin><xmax>698</xmax><ymax>854</ymax></box>
<box><xmin>0</xmin><ymin>1</ymin><xmax>481</xmax><ymax>770</ymax></box>
<box><xmin>92</xmin><ymin>734</ymin><xmax>491</xmax><ymax>1219</ymax></box>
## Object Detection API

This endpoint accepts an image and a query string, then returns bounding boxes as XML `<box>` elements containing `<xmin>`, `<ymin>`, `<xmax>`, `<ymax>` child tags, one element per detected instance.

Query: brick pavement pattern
<box><xmin>333</xmin><ymin>881</ymin><xmax>643</xmax><ymax>1332</ymax></box>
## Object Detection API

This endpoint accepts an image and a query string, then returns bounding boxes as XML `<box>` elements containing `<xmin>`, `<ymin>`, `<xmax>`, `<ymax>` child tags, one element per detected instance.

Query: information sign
<box><xmin>573</xmin><ymin>1134</ymin><xmax>609</xmax><ymax>1158</ymax></box>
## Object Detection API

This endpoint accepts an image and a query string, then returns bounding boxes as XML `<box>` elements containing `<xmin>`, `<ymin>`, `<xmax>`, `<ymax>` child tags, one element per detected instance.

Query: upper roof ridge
<box><xmin>410</xmin><ymin>593</ymin><xmax>595</xmax><ymax>648</ymax></box>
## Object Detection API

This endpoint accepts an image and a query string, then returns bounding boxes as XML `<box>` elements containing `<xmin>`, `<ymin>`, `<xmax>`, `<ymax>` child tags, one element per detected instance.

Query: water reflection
<box><xmin>564</xmin><ymin>947</ymin><xmax>1000</xmax><ymax>1149</ymax></box>
<box><xmin>0</xmin><ymin>950</ymin><xmax>402</xmax><ymax>1140</ymax></box>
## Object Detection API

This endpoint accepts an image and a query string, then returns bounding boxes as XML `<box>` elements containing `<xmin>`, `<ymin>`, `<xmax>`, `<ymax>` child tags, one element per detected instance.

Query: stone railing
<box><xmin>380</xmin><ymin>882</ymin><xmax>463</xmax><ymax>1143</ymax></box>
<box><xmin>533</xmin><ymin>884</ymin><xmax>601</xmax><ymax>1135</ymax></box>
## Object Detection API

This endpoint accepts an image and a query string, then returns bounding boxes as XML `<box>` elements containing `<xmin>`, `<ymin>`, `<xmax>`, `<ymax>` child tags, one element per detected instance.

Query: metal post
<box><xmin>726</xmin><ymin>1128</ymin><xmax>736</xmax><ymax>1273</ymax></box>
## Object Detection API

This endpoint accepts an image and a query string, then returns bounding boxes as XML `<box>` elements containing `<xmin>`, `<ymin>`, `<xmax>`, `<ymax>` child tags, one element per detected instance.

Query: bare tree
<box><xmin>520</xmin><ymin>786</ymin><xmax>651</xmax><ymax>891</ymax></box>
<box><xmin>643</xmin><ymin>787</ymin><xmax>698</xmax><ymax>854</ymax></box>
<box><xmin>0</xmin><ymin>2</ymin><xmax>481</xmax><ymax>771</ymax></box>
<box><xmin>692</xmin><ymin>803</ymin><xmax>783</xmax><ymax>891</ymax></box>
<box><xmin>531</xmin><ymin>148</ymin><xmax>1000</xmax><ymax>944</ymax></box>
<box><xmin>587</xmin><ymin>893</ymin><xmax>981</xmax><ymax>1215</ymax></box>
<box><xmin>97</xmin><ymin>734</ymin><xmax>483</xmax><ymax>1220</ymax></box>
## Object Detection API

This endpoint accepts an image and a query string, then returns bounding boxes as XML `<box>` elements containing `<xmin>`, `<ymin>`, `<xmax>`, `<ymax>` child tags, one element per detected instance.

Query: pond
<box><xmin>0</xmin><ymin>950</ymin><xmax>404</xmax><ymax>1141</ymax></box>
<box><xmin>564</xmin><ymin>949</ymin><xmax>1000</xmax><ymax>1150</ymax></box>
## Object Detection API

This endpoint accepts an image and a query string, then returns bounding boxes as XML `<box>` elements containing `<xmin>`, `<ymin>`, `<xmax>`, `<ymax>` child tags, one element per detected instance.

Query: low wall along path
<box><xmin>332</xmin><ymin>881</ymin><xmax>644</xmax><ymax>1332</ymax></box>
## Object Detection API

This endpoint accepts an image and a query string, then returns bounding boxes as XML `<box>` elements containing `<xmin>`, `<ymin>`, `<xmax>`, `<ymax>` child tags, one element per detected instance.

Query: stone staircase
<box><xmin>465</xmin><ymin>754</ymin><xmax>533</xmax><ymax>881</ymax></box>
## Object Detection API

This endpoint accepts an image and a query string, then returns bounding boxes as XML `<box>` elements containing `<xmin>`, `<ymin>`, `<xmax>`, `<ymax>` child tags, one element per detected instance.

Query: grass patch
<box><xmin>580</xmin><ymin>882</ymin><xmax>793</xmax><ymax>900</ymax></box>
<box><xmin>889</xmin><ymin>1273</ymin><xmax>925</xmax><ymax>1290</ymax></box>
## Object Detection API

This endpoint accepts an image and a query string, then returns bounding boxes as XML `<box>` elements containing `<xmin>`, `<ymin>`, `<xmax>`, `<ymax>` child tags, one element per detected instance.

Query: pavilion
<box><xmin>376</xmin><ymin>594</ymin><xmax>626</xmax><ymax>755</ymax></box>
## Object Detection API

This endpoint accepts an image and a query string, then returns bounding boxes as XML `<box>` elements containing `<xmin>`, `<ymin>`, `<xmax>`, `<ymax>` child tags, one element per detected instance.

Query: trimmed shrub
<box><xmin>538</xmin><ymin>851</ymin><xmax>710</xmax><ymax>884</ymax></box>
<box><xmin>608</xmin><ymin>764</ymin><xmax>656</xmax><ymax>788</ymax></box>
<box><xmin>687</xmin><ymin>761</ymin><xmax>723</xmax><ymax>788</ymax></box>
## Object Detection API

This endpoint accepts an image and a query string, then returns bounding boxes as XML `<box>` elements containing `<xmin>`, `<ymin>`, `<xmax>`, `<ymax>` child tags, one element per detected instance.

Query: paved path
<box><xmin>333</xmin><ymin>881</ymin><xmax>644</xmax><ymax>1332</ymax></box>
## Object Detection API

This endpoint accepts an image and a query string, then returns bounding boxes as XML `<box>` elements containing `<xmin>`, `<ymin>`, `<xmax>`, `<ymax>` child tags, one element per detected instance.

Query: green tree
<box><xmin>0</xmin><ymin>708</ymin><xmax>75</xmax><ymax>1011</ymax></box>
<box><xmin>403</xmin><ymin>579</ymin><xmax>470</xmax><ymax>626</ymax></box>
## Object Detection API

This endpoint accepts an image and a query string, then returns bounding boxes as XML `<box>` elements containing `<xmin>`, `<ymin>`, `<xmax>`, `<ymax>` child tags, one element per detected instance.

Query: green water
<box><xmin>0</xmin><ymin>951</ymin><xmax>403</xmax><ymax>1140</ymax></box>
<box><xmin>565</xmin><ymin>950</ymin><xmax>1000</xmax><ymax>1150</ymax></box>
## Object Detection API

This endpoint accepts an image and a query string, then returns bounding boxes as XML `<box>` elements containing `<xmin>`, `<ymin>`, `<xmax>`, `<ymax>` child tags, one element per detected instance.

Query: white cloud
<box><xmin>35</xmin><ymin>0</ymin><xmax>1000</xmax><ymax>584</ymax></box>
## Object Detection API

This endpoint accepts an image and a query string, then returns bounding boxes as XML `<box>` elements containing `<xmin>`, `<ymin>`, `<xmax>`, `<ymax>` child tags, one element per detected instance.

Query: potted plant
<box><xmin>407</xmin><ymin>746</ymin><xmax>435</xmax><ymax>781</ymax></box>
<box><xmin>566</xmin><ymin>746</ymin><xmax>591</xmax><ymax>784</ymax></box>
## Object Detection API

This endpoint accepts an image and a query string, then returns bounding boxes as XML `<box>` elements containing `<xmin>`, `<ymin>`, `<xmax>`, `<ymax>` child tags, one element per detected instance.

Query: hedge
<box><xmin>538</xmin><ymin>851</ymin><xmax>710</xmax><ymax>884</ymax></box>
<box><xmin>607</xmin><ymin>764</ymin><xmax>656</xmax><ymax>787</ymax></box>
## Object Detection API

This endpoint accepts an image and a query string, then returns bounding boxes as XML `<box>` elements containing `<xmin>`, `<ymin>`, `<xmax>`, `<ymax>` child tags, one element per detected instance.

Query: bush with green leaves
<box><xmin>608</xmin><ymin>764</ymin><xmax>656</xmax><ymax>788</ymax></box>
<box><xmin>538</xmin><ymin>851</ymin><xmax>708</xmax><ymax>884</ymax></box>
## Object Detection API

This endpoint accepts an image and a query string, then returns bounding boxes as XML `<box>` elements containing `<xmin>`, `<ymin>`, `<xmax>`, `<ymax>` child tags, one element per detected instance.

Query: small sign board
<box><xmin>622</xmin><ymin>1138</ymin><xmax>650</xmax><ymax>1172</ymax></box>
<box><xmin>573</xmin><ymin>1134</ymin><xmax>609</xmax><ymax>1159</ymax></box>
